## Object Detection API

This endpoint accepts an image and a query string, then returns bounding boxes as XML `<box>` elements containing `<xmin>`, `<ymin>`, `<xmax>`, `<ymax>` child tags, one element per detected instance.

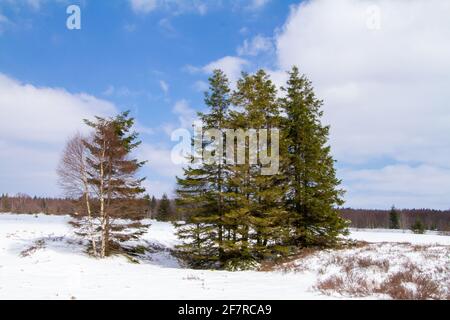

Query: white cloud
<box><xmin>273</xmin><ymin>0</ymin><xmax>450</xmax><ymax>208</ymax></box>
<box><xmin>159</xmin><ymin>80</ymin><xmax>169</xmax><ymax>95</ymax></box>
<box><xmin>202</xmin><ymin>56</ymin><xmax>248</xmax><ymax>85</ymax></box>
<box><xmin>124</xmin><ymin>23</ymin><xmax>137</xmax><ymax>32</ymax></box>
<box><xmin>158</xmin><ymin>18</ymin><xmax>177</xmax><ymax>36</ymax></box>
<box><xmin>0</xmin><ymin>139</ymin><xmax>61</xmax><ymax>196</ymax></box>
<box><xmin>143</xmin><ymin>179</ymin><xmax>176</xmax><ymax>198</ymax></box>
<box><xmin>138</xmin><ymin>101</ymin><xmax>199</xmax><ymax>198</ymax></box>
<box><xmin>0</xmin><ymin>73</ymin><xmax>118</xmax><ymax>196</ymax></box>
<box><xmin>247</xmin><ymin>0</ymin><xmax>270</xmax><ymax>10</ymax></box>
<box><xmin>139</xmin><ymin>143</ymin><xmax>184</xmax><ymax>179</ymax></box>
<box><xmin>26</xmin><ymin>0</ymin><xmax>42</xmax><ymax>10</ymax></box>
<box><xmin>102</xmin><ymin>85</ymin><xmax>115</xmax><ymax>96</ymax></box>
<box><xmin>129</xmin><ymin>0</ymin><xmax>211</xmax><ymax>15</ymax></box>
<box><xmin>239</xmin><ymin>27</ymin><xmax>249</xmax><ymax>35</ymax></box>
<box><xmin>237</xmin><ymin>34</ymin><xmax>273</xmax><ymax>56</ymax></box>
<box><xmin>1</xmin><ymin>0</ymin><xmax>77</xmax><ymax>12</ymax></box>
<box><xmin>172</xmin><ymin>99</ymin><xmax>197</xmax><ymax>129</ymax></box>
<box><xmin>196</xmin><ymin>3</ymin><xmax>207</xmax><ymax>15</ymax></box>
<box><xmin>129</xmin><ymin>0</ymin><xmax>269</xmax><ymax>15</ymax></box>
<box><xmin>130</xmin><ymin>0</ymin><xmax>158</xmax><ymax>14</ymax></box>
<box><xmin>185</xmin><ymin>56</ymin><xmax>248</xmax><ymax>87</ymax></box>
<box><xmin>341</xmin><ymin>165</ymin><xmax>450</xmax><ymax>210</ymax></box>
<box><xmin>183</xmin><ymin>64</ymin><xmax>201</xmax><ymax>74</ymax></box>
<box><xmin>160</xmin><ymin>99</ymin><xmax>200</xmax><ymax>142</ymax></box>
<box><xmin>0</xmin><ymin>11</ymin><xmax>11</xmax><ymax>34</ymax></box>
<box><xmin>0</xmin><ymin>13</ymin><xmax>8</xmax><ymax>24</ymax></box>
<box><xmin>101</xmin><ymin>85</ymin><xmax>143</xmax><ymax>98</ymax></box>
<box><xmin>0</xmin><ymin>73</ymin><xmax>116</xmax><ymax>143</ymax></box>
<box><xmin>193</xmin><ymin>80</ymin><xmax>208</xmax><ymax>92</ymax></box>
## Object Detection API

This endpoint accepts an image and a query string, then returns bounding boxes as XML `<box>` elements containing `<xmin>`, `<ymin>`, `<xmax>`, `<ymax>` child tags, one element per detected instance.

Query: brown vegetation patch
<box><xmin>259</xmin><ymin>247</ymin><xmax>321</xmax><ymax>272</ymax></box>
<box><xmin>317</xmin><ymin>260</ymin><xmax>449</xmax><ymax>300</ymax></box>
<box><xmin>20</xmin><ymin>239</ymin><xmax>46</xmax><ymax>257</ymax></box>
<box><xmin>377</xmin><ymin>270</ymin><xmax>445</xmax><ymax>300</ymax></box>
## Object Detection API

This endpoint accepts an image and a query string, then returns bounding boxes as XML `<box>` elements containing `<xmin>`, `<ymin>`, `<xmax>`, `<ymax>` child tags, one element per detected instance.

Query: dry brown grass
<box><xmin>314</xmin><ymin>242</ymin><xmax>450</xmax><ymax>300</ymax></box>
<box><xmin>317</xmin><ymin>260</ymin><xmax>449</xmax><ymax>300</ymax></box>
<box><xmin>325</xmin><ymin>255</ymin><xmax>390</xmax><ymax>273</ymax></box>
<box><xmin>412</xmin><ymin>245</ymin><xmax>430</xmax><ymax>252</ymax></box>
<box><xmin>316</xmin><ymin>254</ymin><xmax>389</xmax><ymax>297</ymax></box>
<box><xmin>357</xmin><ymin>256</ymin><xmax>390</xmax><ymax>272</ymax></box>
<box><xmin>260</xmin><ymin>240</ymin><xmax>370</xmax><ymax>272</ymax></box>
<box><xmin>20</xmin><ymin>239</ymin><xmax>46</xmax><ymax>257</ymax></box>
<box><xmin>259</xmin><ymin>247</ymin><xmax>320</xmax><ymax>272</ymax></box>
<box><xmin>262</xmin><ymin>242</ymin><xmax>449</xmax><ymax>300</ymax></box>
<box><xmin>316</xmin><ymin>276</ymin><xmax>345</xmax><ymax>292</ymax></box>
<box><xmin>377</xmin><ymin>270</ymin><xmax>445</xmax><ymax>300</ymax></box>
<box><xmin>316</xmin><ymin>272</ymin><xmax>374</xmax><ymax>297</ymax></box>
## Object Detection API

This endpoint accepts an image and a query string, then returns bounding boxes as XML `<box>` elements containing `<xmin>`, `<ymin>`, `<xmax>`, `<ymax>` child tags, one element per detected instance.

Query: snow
<box><xmin>348</xmin><ymin>228</ymin><xmax>450</xmax><ymax>246</ymax></box>
<box><xmin>0</xmin><ymin>213</ymin><xmax>448</xmax><ymax>300</ymax></box>
<box><xmin>140</xmin><ymin>219</ymin><xmax>179</xmax><ymax>249</ymax></box>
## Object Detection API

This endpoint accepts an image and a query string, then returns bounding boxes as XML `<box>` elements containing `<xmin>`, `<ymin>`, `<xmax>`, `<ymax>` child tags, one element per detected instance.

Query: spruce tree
<box><xmin>158</xmin><ymin>193</ymin><xmax>172</xmax><ymax>220</ymax></box>
<box><xmin>176</xmin><ymin>69</ymin><xmax>231</xmax><ymax>268</ymax></box>
<box><xmin>230</xmin><ymin>70</ymin><xmax>289</xmax><ymax>260</ymax></box>
<box><xmin>411</xmin><ymin>219</ymin><xmax>425</xmax><ymax>234</ymax></box>
<box><xmin>143</xmin><ymin>194</ymin><xmax>151</xmax><ymax>217</ymax></box>
<box><xmin>150</xmin><ymin>195</ymin><xmax>157</xmax><ymax>216</ymax></box>
<box><xmin>83</xmin><ymin>111</ymin><xmax>147</xmax><ymax>257</ymax></box>
<box><xmin>389</xmin><ymin>206</ymin><xmax>400</xmax><ymax>229</ymax></box>
<box><xmin>280</xmin><ymin>66</ymin><xmax>348</xmax><ymax>247</ymax></box>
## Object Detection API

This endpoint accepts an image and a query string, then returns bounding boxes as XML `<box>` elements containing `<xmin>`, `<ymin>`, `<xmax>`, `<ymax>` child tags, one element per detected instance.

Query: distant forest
<box><xmin>340</xmin><ymin>208</ymin><xmax>449</xmax><ymax>232</ymax></box>
<box><xmin>0</xmin><ymin>194</ymin><xmax>449</xmax><ymax>232</ymax></box>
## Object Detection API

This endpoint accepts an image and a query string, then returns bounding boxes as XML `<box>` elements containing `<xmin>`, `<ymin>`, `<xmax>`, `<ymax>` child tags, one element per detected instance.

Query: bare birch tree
<box><xmin>57</xmin><ymin>133</ymin><xmax>99</xmax><ymax>256</ymax></box>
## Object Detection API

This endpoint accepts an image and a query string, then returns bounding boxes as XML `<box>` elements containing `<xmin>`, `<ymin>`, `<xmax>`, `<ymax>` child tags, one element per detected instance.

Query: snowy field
<box><xmin>0</xmin><ymin>214</ymin><xmax>448</xmax><ymax>300</ymax></box>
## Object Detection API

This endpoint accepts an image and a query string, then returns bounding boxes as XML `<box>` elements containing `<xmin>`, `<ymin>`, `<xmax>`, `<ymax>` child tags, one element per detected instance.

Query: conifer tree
<box><xmin>230</xmin><ymin>70</ymin><xmax>289</xmax><ymax>260</ymax></box>
<box><xmin>176</xmin><ymin>69</ymin><xmax>231</xmax><ymax>267</ymax></box>
<box><xmin>158</xmin><ymin>193</ymin><xmax>172</xmax><ymax>220</ymax></box>
<box><xmin>150</xmin><ymin>195</ymin><xmax>157</xmax><ymax>216</ymax></box>
<box><xmin>58</xmin><ymin>113</ymin><xmax>147</xmax><ymax>258</ymax></box>
<box><xmin>82</xmin><ymin>111</ymin><xmax>147</xmax><ymax>257</ymax></box>
<box><xmin>411</xmin><ymin>219</ymin><xmax>425</xmax><ymax>234</ymax></box>
<box><xmin>280</xmin><ymin>66</ymin><xmax>348</xmax><ymax>247</ymax></box>
<box><xmin>176</xmin><ymin>67</ymin><xmax>348</xmax><ymax>268</ymax></box>
<box><xmin>389</xmin><ymin>205</ymin><xmax>400</xmax><ymax>229</ymax></box>
<box><xmin>143</xmin><ymin>194</ymin><xmax>151</xmax><ymax>217</ymax></box>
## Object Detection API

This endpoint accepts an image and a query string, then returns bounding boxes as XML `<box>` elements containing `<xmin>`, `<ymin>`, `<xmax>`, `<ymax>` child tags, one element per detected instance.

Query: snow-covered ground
<box><xmin>348</xmin><ymin>228</ymin><xmax>450</xmax><ymax>245</ymax></box>
<box><xmin>0</xmin><ymin>213</ymin><xmax>448</xmax><ymax>300</ymax></box>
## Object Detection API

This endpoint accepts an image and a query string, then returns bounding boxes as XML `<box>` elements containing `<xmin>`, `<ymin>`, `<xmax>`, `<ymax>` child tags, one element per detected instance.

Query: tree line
<box><xmin>2</xmin><ymin>194</ymin><xmax>448</xmax><ymax>233</ymax></box>
<box><xmin>0</xmin><ymin>193</ymin><xmax>178</xmax><ymax>219</ymax></box>
<box><xmin>341</xmin><ymin>207</ymin><xmax>450</xmax><ymax>232</ymax></box>
<box><xmin>0</xmin><ymin>194</ymin><xmax>74</xmax><ymax>215</ymax></box>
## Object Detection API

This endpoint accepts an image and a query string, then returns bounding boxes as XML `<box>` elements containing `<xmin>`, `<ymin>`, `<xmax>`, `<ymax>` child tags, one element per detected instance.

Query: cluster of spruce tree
<box><xmin>175</xmin><ymin>67</ymin><xmax>348</xmax><ymax>269</ymax></box>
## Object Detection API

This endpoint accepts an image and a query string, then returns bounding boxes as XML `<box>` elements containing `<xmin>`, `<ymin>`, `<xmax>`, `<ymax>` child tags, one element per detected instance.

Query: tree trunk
<box><xmin>81</xmin><ymin>156</ymin><xmax>97</xmax><ymax>257</ymax></box>
<box><xmin>100</xmin><ymin>140</ymin><xmax>107</xmax><ymax>258</ymax></box>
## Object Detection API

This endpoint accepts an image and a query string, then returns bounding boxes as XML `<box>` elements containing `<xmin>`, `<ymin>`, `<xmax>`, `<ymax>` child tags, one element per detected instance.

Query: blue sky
<box><xmin>0</xmin><ymin>0</ymin><xmax>286</xmax><ymax>122</ymax></box>
<box><xmin>1</xmin><ymin>0</ymin><xmax>450</xmax><ymax>209</ymax></box>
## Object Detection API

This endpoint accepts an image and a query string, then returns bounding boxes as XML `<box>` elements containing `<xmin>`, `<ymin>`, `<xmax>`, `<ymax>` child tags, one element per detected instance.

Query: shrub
<box><xmin>411</xmin><ymin>220</ymin><xmax>426</xmax><ymax>234</ymax></box>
